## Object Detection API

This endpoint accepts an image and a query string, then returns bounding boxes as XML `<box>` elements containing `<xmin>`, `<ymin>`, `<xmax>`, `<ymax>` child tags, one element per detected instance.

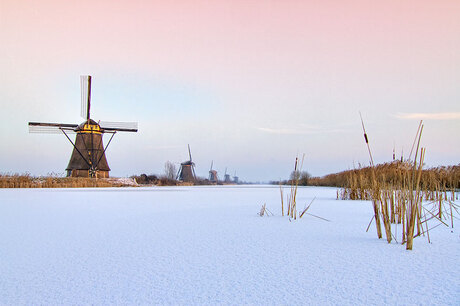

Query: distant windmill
<box><xmin>208</xmin><ymin>161</ymin><xmax>218</xmax><ymax>183</ymax></box>
<box><xmin>233</xmin><ymin>171</ymin><xmax>239</xmax><ymax>184</ymax></box>
<box><xmin>28</xmin><ymin>75</ymin><xmax>138</xmax><ymax>178</ymax></box>
<box><xmin>177</xmin><ymin>144</ymin><xmax>196</xmax><ymax>182</ymax></box>
<box><xmin>223</xmin><ymin>167</ymin><xmax>231</xmax><ymax>183</ymax></box>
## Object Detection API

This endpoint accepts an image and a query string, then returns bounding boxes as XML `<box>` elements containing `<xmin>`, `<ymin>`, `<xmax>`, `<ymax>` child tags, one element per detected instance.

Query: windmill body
<box><xmin>223</xmin><ymin>167</ymin><xmax>231</xmax><ymax>183</ymax></box>
<box><xmin>232</xmin><ymin>171</ymin><xmax>239</xmax><ymax>184</ymax></box>
<box><xmin>65</xmin><ymin>119</ymin><xmax>110</xmax><ymax>177</ymax></box>
<box><xmin>208</xmin><ymin>170</ymin><xmax>218</xmax><ymax>183</ymax></box>
<box><xmin>178</xmin><ymin>161</ymin><xmax>195</xmax><ymax>182</ymax></box>
<box><xmin>28</xmin><ymin>76</ymin><xmax>138</xmax><ymax>178</ymax></box>
<box><xmin>208</xmin><ymin>161</ymin><xmax>218</xmax><ymax>183</ymax></box>
<box><xmin>177</xmin><ymin>145</ymin><xmax>196</xmax><ymax>182</ymax></box>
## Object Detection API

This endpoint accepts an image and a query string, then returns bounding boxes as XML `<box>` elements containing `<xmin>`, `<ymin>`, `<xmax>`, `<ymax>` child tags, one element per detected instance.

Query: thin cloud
<box><xmin>395</xmin><ymin>112</ymin><xmax>460</xmax><ymax>120</ymax></box>
<box><xmin>257</xmin><ymin>127</ymin><xmax>313</xmax><ymax>135</ymax></box>
<box><xmin>256</xmin><ymin>125</ymin><xmax>347</xmax><ymax>135</ymax></box>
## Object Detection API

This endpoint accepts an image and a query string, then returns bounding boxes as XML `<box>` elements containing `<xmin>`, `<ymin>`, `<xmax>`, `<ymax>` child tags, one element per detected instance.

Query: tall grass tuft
<box><xmin>338</xmin><ymin>119</ymin><xmax>459</xmax><ymax>249</ymax></box>
<box><xmin>284</xmin><ymin>155</ymin><xmax>304</xmax><ymax>220</ymax></box>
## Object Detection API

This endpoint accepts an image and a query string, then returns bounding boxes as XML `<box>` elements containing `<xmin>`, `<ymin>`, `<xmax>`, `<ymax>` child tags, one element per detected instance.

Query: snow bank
<box><xmin>0</xmin><ymin>186</ymin><xmax>458</xmax><ymax>305</ymax></box>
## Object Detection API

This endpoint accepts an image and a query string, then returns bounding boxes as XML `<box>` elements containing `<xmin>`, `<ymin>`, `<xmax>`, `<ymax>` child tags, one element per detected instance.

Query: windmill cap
<box><xmin>77</xmin><ymin>119</ymin><xmax>100</xmax><ymax>130</ymax></box>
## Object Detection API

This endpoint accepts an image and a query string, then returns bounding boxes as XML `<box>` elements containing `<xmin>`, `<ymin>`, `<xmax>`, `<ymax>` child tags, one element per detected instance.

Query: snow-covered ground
<box><xmin>0</xmin><ymin>186</ymin><xmax>458</xmax><ymax>305</ymax></box>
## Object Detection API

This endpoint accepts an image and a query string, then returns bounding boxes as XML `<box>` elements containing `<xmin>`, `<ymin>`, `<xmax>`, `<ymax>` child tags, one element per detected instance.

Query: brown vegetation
<box><xmin>337</xmin><ymin>160</ymin><xmax>459</xmax><ymax>250</ymax></box>
<box><xmin>0</xmin><ymin>173</ymin><xmax>136</xmax><ymax>188</ymax></box>
<box><xmin>329</xmin><ymin>117</ymin><xmax>459</xmax><ymax>250</ymax></box>
<box><xmin>331</xmin><ymin>118</ymin><xmax>459</xmax><ymax>250</ymax></box>
<box><xmin>308</xmin><ymin>162</ymin><xmax>460</xmax><ymax>190</ymax></box>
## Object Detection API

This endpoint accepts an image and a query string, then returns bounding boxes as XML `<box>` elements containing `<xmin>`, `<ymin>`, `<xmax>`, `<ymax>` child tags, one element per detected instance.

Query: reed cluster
<box><xmin>280</xmin><ymin>155</ymin><xmax>304</xmax><ymax>219</ymax></box>
<box><xmin>309</xmin><ymin>163</ymin><xmax>460</xmax><ymax>189</ymax></box>
<box><xmin>338</xmin><ymin>163</ymin><xmax>459</xmax><ymax>201</ymax></box>
<box><xmin>340</xmin><ymin>118</ymin><xmax>459</xmax><ymax>250</ymax></box>
<box><xmin>0</xmin><ymin>173</ymin><xmax>136</xmax><ymax>188</ymax></box>
<box><xmin>340</xmin><ymin>160</ymin><xmax>458</xmax><ymax>249</ymax></box>
<box><xmin>277</xmin><ymin>155</ymin><xmax>328</xmax><ymax>221</ymax></box>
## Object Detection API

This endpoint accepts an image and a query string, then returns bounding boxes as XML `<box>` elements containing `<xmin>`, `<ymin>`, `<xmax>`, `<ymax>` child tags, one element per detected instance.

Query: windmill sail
<box><xmin>80</xmin><ymin>75</ymin><xmax>91</xmax><ymax>120</ymax></box>
<box><xmin>99</xmin><ymin>121</ymin><xmax>138</xmax><ymax>132</ymax></box>
<box><xmin>28</xmin><ymin>122</ymin><xmax>78</xmax><ymax>134</ymax></box>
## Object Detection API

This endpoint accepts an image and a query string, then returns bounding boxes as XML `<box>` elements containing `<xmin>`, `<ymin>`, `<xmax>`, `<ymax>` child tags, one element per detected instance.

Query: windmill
<box><xmin>28</xmin><ymin>75</ymin><xmax>138</xmax><ymax>178</ymax></box>
<box><xmin>176</xmin><ymin>144</ymin><xmax>196</xmax><ymax>182</ymax></box>
<box><xmin>208</xmin><ymin>161</ymin><xmax>218</xmax><ymax>183</ymax></box>
<box><xmin>223</xmin><ymin>167</ymin><xmax>231</xmax><ymax>183</ymax></box>
<box><xmin>233</xmin><ymin>171</ymin><xmax>239</xmax><ymax>184</ymax></box>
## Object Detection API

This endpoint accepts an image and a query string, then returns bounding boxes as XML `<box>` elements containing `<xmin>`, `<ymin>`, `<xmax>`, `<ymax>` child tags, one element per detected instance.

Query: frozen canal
<box><xmin>0</xmin><ymin>185</ymin><xmax>458</xmax><ymax>305</ymax></box>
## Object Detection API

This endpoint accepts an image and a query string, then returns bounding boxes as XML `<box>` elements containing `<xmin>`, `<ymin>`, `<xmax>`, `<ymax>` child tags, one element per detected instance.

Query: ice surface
<box><xmin>0</xmin><ymin>186</ymin><xmax>458</xmax><ymax>305</ymax></box>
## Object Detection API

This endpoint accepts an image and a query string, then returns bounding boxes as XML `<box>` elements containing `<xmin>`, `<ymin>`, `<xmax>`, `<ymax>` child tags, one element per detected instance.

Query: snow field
<box><xmin>0</xmin><ymin>186</ymin><xmax>458</xmax><ymax>305</ymax></box>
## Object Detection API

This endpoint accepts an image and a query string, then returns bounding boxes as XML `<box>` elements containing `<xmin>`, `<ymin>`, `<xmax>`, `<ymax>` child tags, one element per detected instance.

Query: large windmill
<box><xmin>176</xmin><ymin>144</ymin><xmax>196</xmax><ymax>182</ymax></box>
<box><xmin>208</xmin><ymin>161</ymin><xmax>218</xmax><ymax>183</ymax></box>
<box><xmin>28</xmin><ymin>75</ymin><xmax>138</xmax><ymax>178</ymax></box>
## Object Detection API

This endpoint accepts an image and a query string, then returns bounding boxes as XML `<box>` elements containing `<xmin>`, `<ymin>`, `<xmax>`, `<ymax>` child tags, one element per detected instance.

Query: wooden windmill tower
<box><xmin>223</xmin><ymin>167</ymin><xmax>231</xmax><ymax>183</ymax></box>
<box><xmin>176</xmin><ymin>144</ymin><xmax>196</xmax><ymax>182</ymax></box>
<box><xmin>208</xmin><ymin>161</ymin><xmax>218</xmax><ymax>183</ymax></box>
<box><xmin>28</xmin><ymin>75</ymin><xmax>138</xmax><ymax>178</ymax></box>
<box><xmin>233</xmin><ymin>171</ymin><xmax>239</xmax><ymax>184</ymax></box>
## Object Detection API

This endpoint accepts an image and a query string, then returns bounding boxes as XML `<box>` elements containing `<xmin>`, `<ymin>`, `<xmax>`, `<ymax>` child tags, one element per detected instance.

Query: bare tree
<box><xmin>164</xmin><ymin>161</ymin><xmax>177</xmax><ymax>180</ymax></box>
<box><xmin>290</xmin><ymin>170</ymin><xmax>311</xmax><ymax>185</ymax></box>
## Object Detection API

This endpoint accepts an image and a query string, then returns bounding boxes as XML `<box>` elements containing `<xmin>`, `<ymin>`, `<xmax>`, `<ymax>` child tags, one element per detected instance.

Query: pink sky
<box><xmin>1</xmin><ymin>1</ymin><xmax>459</xmax><ymax>179</ymax></box>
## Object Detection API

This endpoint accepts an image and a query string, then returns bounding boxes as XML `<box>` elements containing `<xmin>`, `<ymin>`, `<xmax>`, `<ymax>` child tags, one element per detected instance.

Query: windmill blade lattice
<box><xmin>28</xmin><ymin>122</ymin><xmax>78</xmax><ymax>134</ymax></box>
<box><xmin>80</xmin><ymin>75</ymin><xmax>91</xmax><ymax>120</ymax></box>
<box><xmin>188</xmin><ymin>144</ymin><xmax>192</xmax><ymax>162</ymax></box>
<box><xmin>99</xmin><ymin>121</ymin><xmax>138</xmax><ymax>132</ymax></box>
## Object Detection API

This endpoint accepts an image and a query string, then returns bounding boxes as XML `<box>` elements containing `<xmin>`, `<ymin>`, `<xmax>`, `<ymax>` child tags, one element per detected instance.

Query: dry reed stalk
<box><xmin>359</xmin><ymin>113</ymin><xmax>383</xmax><ymax>239</ymax></box>
<box><xmin>289</xmin><ymin>157</ymin><xmax>298</xmax><ymax>218</ymax></box>
<box><xmin>366</xmin><ymin>215</ymin><xmax>375</xmax><ymax>232</ymax></box>
<box><xmin>408</xmin><ymin>120</ymin><xmax>423</xmax><ymax>161</ymax></box>
<box><xmin>390</xmin><ymin>190</ymin><xmax>396</xmax><ymax>223</ymax></box>
<box><xmin>259</xmin><ymin>203</ymin><xmax>266</xmax><ymax>217</ymax></box>
<box><xmin>422</xmin><ymin>206</ymin><xmax>449</xmax><ymax>227</ymax></box>
<box><xmin>302</xmin><ymin>212</ymin><xmax>330</xmax><ymax>222</ymax></box>
<box><xmin>292</xmin><ymin>155</ymin><xmax>305</xmax><ymax>219</ymax></box>
<box><xmin>380</xmin><ymin>189</ymin><xmax>392</xmax><ymax>243</ymax></box>
<box><xmin>406</xmin><ymin>139</ymin><xmax>425</xmax><ymax>250</ymax></box>
<box><xmin>371</xmin><ymin>173</ymin><xmax>383</xmax><ymax>239</ymax></box>
<box><xmin>287</xmin><ymin>193</ymin><xmax>291</xmax><ymax>216</ymax></box>
<box><xmin>279</xmin><ymin>182</ymin><xmax>284</xmax><ymax>216</ymax></box>
<box><xmin>279</xmin><ymin>154</ymin><xmax>312</xmax><ymax>221</ymax></box>
<box><xmin>299</xmin><ymin>197</ymin><xmax>316</xmax><ymax>219</ymax></box>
